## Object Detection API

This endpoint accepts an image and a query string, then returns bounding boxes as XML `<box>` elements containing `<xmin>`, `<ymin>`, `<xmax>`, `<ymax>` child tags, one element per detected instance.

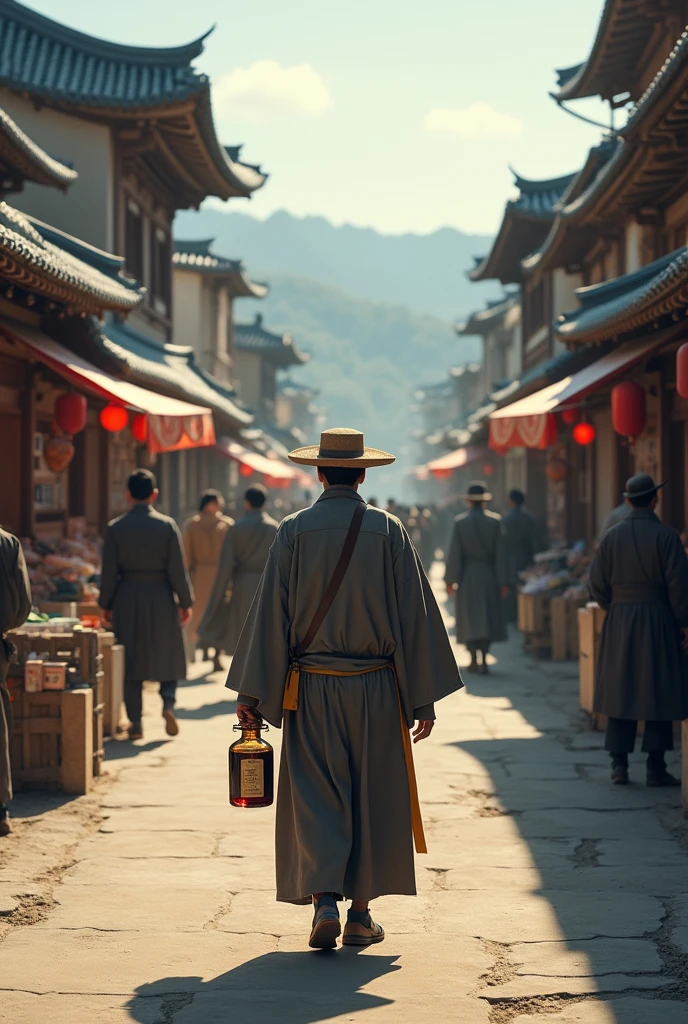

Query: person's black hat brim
<box><xmin>623</xmin><ymin>474</ymin><xmax>667</xmax><ymax>500</ymax></box>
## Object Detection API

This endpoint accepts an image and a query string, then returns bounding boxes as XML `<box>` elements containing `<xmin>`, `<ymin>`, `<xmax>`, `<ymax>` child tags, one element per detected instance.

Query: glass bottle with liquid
<box><xmin>229</xmin><ymin>722</ymin><xmax>274</xmax><ymax>808</ymax></box>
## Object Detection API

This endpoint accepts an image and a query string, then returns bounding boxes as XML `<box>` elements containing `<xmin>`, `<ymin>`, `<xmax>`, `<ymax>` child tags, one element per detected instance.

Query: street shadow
<box><xmin>446</xmin><ymin>631</ymin><xmax>683</xmax><ymax>1022</ymax></box>
<box><xmin>8</xmin><ymin>789</ymin><xmax>79</xmax><ymax>820</ymax></box>
<box><xmin>104</xmin><ymin>739</ymin><xmax>169</xmax><ymax>762</ymax></box>
<box><xmin>125</xmin><ymin>950</ymin><xmax>399</xmax><ymax>1023</ymax></box>
<box><xmin>175</xmin><ymin>698</ymin><xmax>237</xmax><ymax>721</ymax></box>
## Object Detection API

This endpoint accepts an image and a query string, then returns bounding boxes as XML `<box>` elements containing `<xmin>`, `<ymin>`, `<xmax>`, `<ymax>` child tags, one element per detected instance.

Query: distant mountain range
<box><xmin>173</xmin><ymin>208</ymin><xmax>496</xmax><ymax>490</ymax></box>
<box><xmin>174</xmin><ymin>208</ymin><xmax>499</xmax><ymax>322</ymax></box>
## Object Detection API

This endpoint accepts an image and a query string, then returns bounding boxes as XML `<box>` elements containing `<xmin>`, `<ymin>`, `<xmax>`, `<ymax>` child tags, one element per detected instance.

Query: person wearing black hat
<box><xmin>589</xmin><ymin>473</ymin><xmax>688</xmax><ymax>786</ymax></box>
<box><xmin>445</xmin><ymin>481</ymin><xmax>508</xmax><ymax>674</ymax></box>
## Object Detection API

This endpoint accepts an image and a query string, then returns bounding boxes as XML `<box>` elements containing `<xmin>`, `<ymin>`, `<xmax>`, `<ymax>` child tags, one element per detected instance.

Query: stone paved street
<box><xmin>1</xmin><ymin>571</ymin><xmax>687</xmax><ymax>1024</ymax></box>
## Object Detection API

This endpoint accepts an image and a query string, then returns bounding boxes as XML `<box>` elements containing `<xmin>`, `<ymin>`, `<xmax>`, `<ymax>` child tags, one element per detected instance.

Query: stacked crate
<box><xmin>8</xmin><ymin>627</ymin><xmax>106</xmax><ymax>789</ymax></box>
<box><xmin>551</xmin><ymin>597</ymin><xmax>588</xmax><ymax>661</ymax></box>
<box><xmin>517</xmin><ymin>593</ymin><xmax>552</xmax><ymax>656</ymax></box>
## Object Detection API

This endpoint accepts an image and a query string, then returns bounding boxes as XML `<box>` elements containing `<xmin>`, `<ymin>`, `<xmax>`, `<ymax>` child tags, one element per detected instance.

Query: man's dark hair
<box><xmin>128</xmin><ymin>469</ymin><xmax>156</xmax><ymax>501</ymax></box>
<box><xmin>629</xmin><ymin>492</ymin><xmax>655</xmax><ymax>509</ymax></box>
<box><xmin>509</xmin><ymin>489</ymin><xmax>526</xmax><ymax>506</ymax></box>
<box><xmin>245</xmin><ymin>484</ymin><xmax>268</xmax><ymax>509</ymax></box>
<box><xmin>199</xmin><ymin>489</ymin><xmax>224</xmax><ymax>512</ymax></box>
<box><xmin>320</xmin><ymin>466</ymin><xmax>363</xmax><ymax>487</ymax></box>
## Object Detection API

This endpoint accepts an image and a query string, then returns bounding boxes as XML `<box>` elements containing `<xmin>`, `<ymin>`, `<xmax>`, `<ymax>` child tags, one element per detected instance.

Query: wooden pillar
<box><xmin>98</xmin><ymin>424</ymin><xmax>109</xmax><ymax>536</ymax></box>
<box><xmin>682</xmin><ymin>721</ymin><xmax>688</xmax><ymax>813</ymax></box>
<box><xmin>21</xmin><ymin>366</ymin><xmax>36</xmax><ymax>537</ymax></box>
<box><xmin>60</xmin><ymin>688</ymin><xmax>93</xmax><ymax>795</ymax></box>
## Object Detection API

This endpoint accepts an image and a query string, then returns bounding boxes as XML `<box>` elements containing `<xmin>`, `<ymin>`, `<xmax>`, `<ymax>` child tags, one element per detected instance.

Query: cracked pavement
<box><xmin>0</xmin><ymin>566</ymin><xmax>687</xmax><ymax>1023</ymax></box>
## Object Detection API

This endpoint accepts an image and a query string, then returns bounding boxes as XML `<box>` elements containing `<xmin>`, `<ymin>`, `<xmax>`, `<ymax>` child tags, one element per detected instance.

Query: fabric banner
<box><xmin>148</xmin><ymin>413</ymin><xmax>216</xmax><ymax>454</ymax></box>
<box><xmin>489</xmin><ymin>413</ymin><xmax>556</xmax><ymax>451</ymax></box>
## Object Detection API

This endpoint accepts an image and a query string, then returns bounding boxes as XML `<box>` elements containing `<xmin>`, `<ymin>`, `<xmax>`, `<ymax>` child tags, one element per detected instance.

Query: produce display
<box><xmin>22</xmin><ymin>518</ymin><xmax>102</xmax><ymax>604</ymax></box>
<box><xmin>519</xmin><ymin>541</ymin><xmax>591</xmax><ymax>598</ymax></box>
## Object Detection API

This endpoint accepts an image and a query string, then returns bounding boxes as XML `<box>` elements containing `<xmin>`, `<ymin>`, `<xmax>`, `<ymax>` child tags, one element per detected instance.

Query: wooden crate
<box><xmin>8</xmin><ymin>685</ymin><xmax>93</xmax><ymax>795</ymax></box>
<box><xmin>578</xmin><ymin>604</ymin><xmax>609</xmax><ymax>730</ymax></box>
<box><xmin>518</xmin><ymin>593</ymin><xmax>552</xmax><ymax>655</ymax></box>
<box><xmin>552</xmin><ymin>597</ymin><xmax>588</xmax><ymax>661</ymax></box>
<box><xmin>7</xmin><ymin>627</ymin><xmax>105</xmax><ymax>776</ymax></box>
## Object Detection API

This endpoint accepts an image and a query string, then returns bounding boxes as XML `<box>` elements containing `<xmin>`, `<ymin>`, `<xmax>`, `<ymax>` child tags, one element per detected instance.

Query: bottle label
<box><xmin>241</xmin><ymin>758</ymin><xmax>264</xmax><ymax>798</ymax></box>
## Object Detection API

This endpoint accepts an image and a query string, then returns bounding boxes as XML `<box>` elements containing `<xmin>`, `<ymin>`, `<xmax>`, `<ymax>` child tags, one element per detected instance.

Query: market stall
<box><xmin>6</xmin><ymin>621</ymin><xmax>125</xmax><ymax>794</ymax></box>
<box><xmin>517</xmin><ymin>545</ymin><xmax>591</xmax><ymax>659</ymax></box>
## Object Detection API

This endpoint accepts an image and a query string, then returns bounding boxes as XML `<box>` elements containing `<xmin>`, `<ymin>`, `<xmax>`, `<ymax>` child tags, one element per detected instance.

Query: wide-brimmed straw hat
<box><xmin>463</xmin><ymin>480</ymin><xmax>493</xmax><ymax>502</ymax></box>
<box><xmin>288</xmin><ymin>427</ymin><xmax>396</xmax><ymax>468</ymax></box>
<box><xmin>623</xmin><ymin>473</ymin><xmax>666</xmax><ymax>500</ymax></box>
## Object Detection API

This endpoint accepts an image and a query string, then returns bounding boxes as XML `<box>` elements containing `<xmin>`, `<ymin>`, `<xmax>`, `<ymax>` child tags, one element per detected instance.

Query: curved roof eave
<box><xmin>552</xmin><ymin>0</ymin><xmax>652</xmax><ymax>102</ymax></box>
<box><xmin>0</xmin><ymin>106</ymin><xmax>78</xmax><ymax>189</ymax></box>
<box><xmin>556</xmin><ymin>245</ymin><xmax>688</xmax><ymax>345</ymax></box>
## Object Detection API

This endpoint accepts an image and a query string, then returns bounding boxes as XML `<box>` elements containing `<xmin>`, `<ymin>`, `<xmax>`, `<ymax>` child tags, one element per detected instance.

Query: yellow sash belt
<box><xmin>282</xmin><ymin>661</ymin><xmax>427</xmax><ymax>855</ymax></box>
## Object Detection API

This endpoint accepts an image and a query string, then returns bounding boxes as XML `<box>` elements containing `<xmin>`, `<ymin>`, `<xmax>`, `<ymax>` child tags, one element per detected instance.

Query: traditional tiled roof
<box><xmin>527</xmin><ymin>32</ymin><xmax>688</xmax><ymax>276</ymax></box>
<box><xmin>556</xmin><ymin>246</ymin><xmax>688</xmax><ymax>345</ymax></box>
<box><xmin>0</xmin><ymin>201</ymin><xmax>143</xmax><ymax>313</ymax></box>
<box><xmin>0</xmin><ymin>0</ymin><xmax>267</xmax><ymax>204</ymax></box>
<box><xmin>553</xmin><ymin>0</ymin><xmax>658</xmax><ymax>103</ymax></box>
<box><xmin>278</xmin><ymin>377</ymin><xmax>318</xmax><ymax>399</ymax></box>
<box><xmin>0</xmin><ymin>106</ymin><xmax>77</xmax><ymax>191</ymax></box>
<box><xmin>235</xmin><ymin>314</ymin><xmax>309</xmax><ymax>367</ymax></box>
<box><xmin>455</xmin><ymin>293</ymin><xmax>520</xmax><ymax>335</ymax></box>
<box><xmin>172</xmin><ymin>239</ymin><xmax>268</xmax><ymax>298</ymax></box>
<box><xmin>470</xmin><ymin>172</ymin><xmax>576</xmax><ymax>284</ymax></box>
<box><xmin>97</xmin><ymin>318</ymin><xmax>253</xmax><ymax>427</ymax></box>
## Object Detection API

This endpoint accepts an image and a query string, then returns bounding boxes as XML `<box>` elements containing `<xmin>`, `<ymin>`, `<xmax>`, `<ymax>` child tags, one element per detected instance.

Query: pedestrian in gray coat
<box><xmin>99</xmin><ymin>469</ymin><xmax>194</xmax><ymax>741</ymax></box>
<box><xmin>198</xmin><ymin>485</ymin><xmax>278</xmax><ymax>657</ymax></box>
<box><xmin>228</xmin><ymin>428</ymin><xmax>463</xmax><ymax>951</ymax></box>
<box><xmin>445</xmin><ymin>481</ymin><xmax>507</xmax><ymax>674</ymax></box>
<box><xmin>0</xmin><ymin>528</ymin><xmax>31</xmax><ymax>836</ymax></box>
<box><xmin>589</xmin><ymin>473</ymin><xmax>688</xmax><ymax>787</ymax></box>
<box><xmin>503</xmin><ymin>489</ymin><xmax>538</xmax><ymax>623</ymax></box>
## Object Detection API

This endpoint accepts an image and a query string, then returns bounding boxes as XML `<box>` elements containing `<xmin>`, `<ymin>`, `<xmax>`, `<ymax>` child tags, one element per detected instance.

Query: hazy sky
<box><xmin>25</xmin><ymin>0</ymin><xmax>611</xmax><ymax>235</ymax></box>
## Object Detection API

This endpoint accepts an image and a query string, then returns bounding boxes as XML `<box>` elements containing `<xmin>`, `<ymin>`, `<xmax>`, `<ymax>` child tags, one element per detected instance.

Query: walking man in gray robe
<box><xmin>199</xmin><ymin>485</ymin><xmax>278</xmax><ymax>659</ymax></box>
<box><xmin>99</xmin><ymin>470</ymin><xmax>194</xmax><ymax>741</ymax></box>
<box><xmin>0</xmin><ymin>528</ymin><xmax>32</xmax><ymax>836</ymax></box>
<box><xmin>227</xmin><ymin>428</ymin><xmax>463</xmax><ymax>949</ymax></box>
<box><xmin>503</xmin><ymin>489</ymin><xmax>537</xmax><ymax>623</ymax></box>
<box><xmin>445</xmin><ymin>481</ymin><xmax>507</xmax><ymax>674</ymax></box>
<box><xmin>590</xmin><ymin>473</ymin><xmax>688</xmax><ymax>787</ymax></box>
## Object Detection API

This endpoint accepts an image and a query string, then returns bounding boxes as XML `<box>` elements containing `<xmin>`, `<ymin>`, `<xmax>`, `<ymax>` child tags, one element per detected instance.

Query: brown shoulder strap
<box><xmin>291</xmin><ymin>501</ymin><xmax>367</xmax><ymax>661</ymax></box>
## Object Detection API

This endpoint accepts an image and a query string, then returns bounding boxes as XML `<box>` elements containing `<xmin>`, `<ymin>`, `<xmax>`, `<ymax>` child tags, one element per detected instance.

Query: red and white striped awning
<box><xmin>3</xmin><ymin>319</ymin><xmax>215</xmax><ymax>454</ymax></box>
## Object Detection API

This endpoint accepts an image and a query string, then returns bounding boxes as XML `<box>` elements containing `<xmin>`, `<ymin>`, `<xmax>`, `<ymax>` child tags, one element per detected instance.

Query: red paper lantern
<box><xmin>239</xmin><ymin>463</ymin><xmax>253</xmax><ymax>477</ymax></box>
<box><xmin>54</xmin><ymin>392</ymin><xmax>87</xmax><ymax>436</ymax></box>
<box><xmin>573</xmin><ymin>421</ymin><xmax>596</xmax><ymax>446</ymax></box>
<box><xmin>44</xmin><ymin>434</ymin><xmax>75</xmax><ymax>472</ymax></box>
<box><xmin>482</xmin><ymin>464</ymin><xmax>494</xmax><ymax>477</ymax></box>
<box><xmin>99</xmin><ymin>404</ymin><xmax>128</xmax><ymax>433</ymax></box>
<box><xmin>611</xmin><ymin>381</ymin><xmax>646</xmax><ymax>439</ymax></box>
<box><xmin>131</xmin><ymin>413</ymin><xmax>148</xmax><ymax>443</ymax></box>
<box><xmin>677</xmin><ymin>343</ymin><xmax>688</xmax><ymax>399</ymax></box>
<box><xmin>430</xmin><ymin>468</ymin><xmax>452</xmax><ymax>480</ymax></box>
<box><xmin>561</xmin><ymin>407</ymin><xmax>578</xmax><ymax>425</ymax></box>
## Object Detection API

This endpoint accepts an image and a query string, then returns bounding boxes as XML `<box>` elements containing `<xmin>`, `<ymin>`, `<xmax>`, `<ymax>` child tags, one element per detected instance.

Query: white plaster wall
<box><xmin>233</xmin><ymin>350</ymin><xmax>261</xmax><ymax>410</ymax></box>
<box><xmin>552</xmin><ymin>268</ymin><xmax>582</xmax><ymax>319</ymax></box>
<box><xmin>172</xmin><ymin>270</ymin><xmax>204</xmax><ymax>357</ymax></box>
<box><xmin>0</xmin><ymin>89</ymin><xmax>114</xmax><ymax>251</ymax></box>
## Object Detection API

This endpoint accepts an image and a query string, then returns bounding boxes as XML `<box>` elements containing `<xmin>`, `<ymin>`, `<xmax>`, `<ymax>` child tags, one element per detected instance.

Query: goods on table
<box><xmin>519</xmin><ymin>542</ymin><xmax>591</xmax><ymax>599</ymax></box>
<box><xmin>21</xmin><ymin>520</ymin><xmax>102</xmax><ymax>605</ymax></box>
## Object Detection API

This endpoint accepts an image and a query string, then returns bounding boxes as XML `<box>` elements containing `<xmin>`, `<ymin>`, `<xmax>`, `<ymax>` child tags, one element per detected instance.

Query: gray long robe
<box><xmin>503</xmin><ymin>506</ymin><xmax>537</xmax><ymax>581</ymax></box>
<box><xmin>0</xmin><ymin>529</ymin><xmax>32</xmax><ymax>803</ymax></box>
<box><xmin>99</xmin><ymin>504</ymin><xmax>193</xmax><ymax>682</ymax></box>
<box><xmin>198</xmin><ymin>509</ymin><xmax>278</xmax><ymax>655</ymax></box>
<box><xmin>445</xmin><ymin>507</ymin><xmax>507</xmax><ymax>645</ymax></box>
<box><xmin>589</xmin><ymin>507</ymin><xmax>688</xmax><ymax>721</ymax></box>
<box><xmin>226</xmin><ymin>485</ymin><xmax>463</xmax><ymax>904</ymax></box>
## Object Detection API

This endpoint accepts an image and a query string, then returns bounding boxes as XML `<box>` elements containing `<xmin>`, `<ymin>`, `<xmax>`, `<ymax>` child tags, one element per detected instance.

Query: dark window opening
<box><xmin>125</xmin><ymin>199</ymin><xmax>144</xmax><ymax>283</ymax></box>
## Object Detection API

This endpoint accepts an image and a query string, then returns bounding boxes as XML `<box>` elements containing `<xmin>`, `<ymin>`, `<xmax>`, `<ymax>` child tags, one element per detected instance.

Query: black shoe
<box><xmin>309</xmin><ymin>896</ymin><xmax>341</xmax><ymax>949</ymax></box>
<box><xmin>611</xmin><ymin>765</ymin><xmax>629</xmax><ymax>785</ymax></box>
<box><xmin>0</xmin><ymin>804</ymin><xmax>10</xmax><ymax>837</ymax></box>
<box><xmin>647</xmin><ymin>770</ymin><xmax>681</xmax><ymax>787</ymax></box>
<box><xmin>128</xmin><ymin>723</ymin><xmax>143</xmax><ymax>741</ymax></box>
